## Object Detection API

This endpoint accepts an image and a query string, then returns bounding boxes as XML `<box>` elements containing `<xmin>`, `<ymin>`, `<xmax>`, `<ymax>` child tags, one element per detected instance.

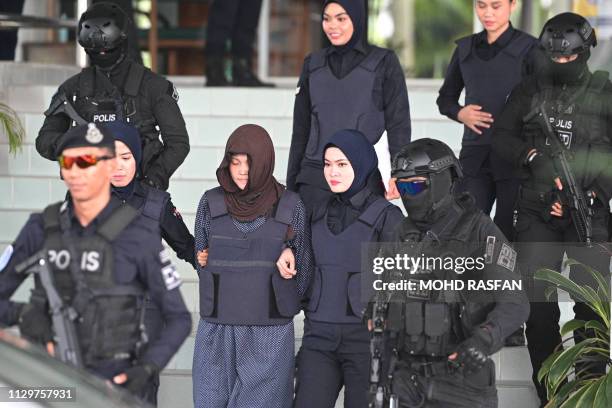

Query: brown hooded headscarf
<box><xmin>216</xmin><ymin>124</ymin><xmax>285</xmax><ymax>222</ymax></box>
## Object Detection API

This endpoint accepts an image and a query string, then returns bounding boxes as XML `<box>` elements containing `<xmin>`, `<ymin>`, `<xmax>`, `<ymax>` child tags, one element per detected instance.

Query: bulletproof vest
<box><xmin>66</xmin><ymin>64</ymin><xmax>161</xmax><ymax>176</ymax></box>
<box><xmin>389</xmin><ymin>197</ymin><xmax>484</xmax><ymax>357</ymax></box>
<box><xmin>457</xmin><ymin>31</ymin><xmax>535</xmax><ymax>146</ymax></box>
<box><xmin>522</xmin><ymin>71</ymin><xmax>611</xmax><ymax>189</ymax></box>
<box><xmin>40</xmin><ymin>201</ymin><xmax>147</xmax><ymax>366</ymax></box>
<box><xmin>307</xmin><ymin>197</ymin><xmax>393</xmax><ymax>324</ymax></box>
<box><xmin>140</xmin><ymin>184</ymin><xmax>170</xmax><ymax>223</ymax></box>
<box><xmin>73</xmin><ymin>64</ymin><xmax>145</xmax><ymax>126</ymax></box>
<box><xmin>303</xmin><ymin>47</ymin><xmax>388</xmax><ymax>166</ymax></box>
<box><xmin>198</xmin><ymin>187</ymin><xmax>301</xmax><ymax>325</ymax></box>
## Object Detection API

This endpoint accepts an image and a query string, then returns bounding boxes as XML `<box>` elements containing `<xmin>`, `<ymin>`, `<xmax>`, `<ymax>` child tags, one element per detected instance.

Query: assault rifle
<box><xmin>526</xmin><ymin>102</ymin><xmax>593</xmax><ymax>246</ymax></box>
<box><xmin>16</xmin><ymin>250</ymin><xmax>84</xmax><ymax>368</ymax></box>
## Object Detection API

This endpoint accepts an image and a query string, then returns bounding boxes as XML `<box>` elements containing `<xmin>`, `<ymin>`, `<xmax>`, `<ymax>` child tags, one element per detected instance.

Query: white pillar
<box><xmin>76</xmin><ymin>0</ymin><xmax>89</xmax><ymax>67</ymax></box>
<box><xmin>257</xmin><ymin>0</ymin><xmax>270</xmax><ymax>80</ymax></box>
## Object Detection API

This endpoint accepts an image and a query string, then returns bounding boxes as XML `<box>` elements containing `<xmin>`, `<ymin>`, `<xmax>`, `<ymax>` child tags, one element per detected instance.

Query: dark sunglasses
<box><xmin>396</xmin><ymin>179</ymin><xmax>429</xmax><ymax>196</ymax></box>
<box><xmin>58</xmin><ymin>155</ymin><xmax>114</xmax><ymax>170</ymax></box>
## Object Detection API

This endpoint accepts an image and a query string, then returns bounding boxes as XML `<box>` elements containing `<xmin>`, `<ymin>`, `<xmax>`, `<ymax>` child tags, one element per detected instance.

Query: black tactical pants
<box><xmin>205</xmin><ymin>0</ymin><xmax>263</xmax><ymax>58</ymax></box>
<box><xmin>294</xmin><ymin>347</ymin><xmax>370</xmax><ymax>408</ymax></box>
<box><xmin>456</xmin><ymin>146</ymin><xmax>520</xmax><ymax>241</ymax></box>
<box><xmin>514</xmin><ymin>203</ymin><xmax>610</xmax><ymax>405</ymax></box>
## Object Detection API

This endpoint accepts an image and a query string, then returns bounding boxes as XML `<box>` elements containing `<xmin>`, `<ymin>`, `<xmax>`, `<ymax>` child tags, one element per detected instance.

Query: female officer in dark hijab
<box><xmin>293</xmin><ymin>129</ymin><xmax>403</xmax><ymax>408</ymax></box>
<box><xmin>286</xmin><ymin>0</ymin><xmax>411</xmax><ymax>214</ymax></box>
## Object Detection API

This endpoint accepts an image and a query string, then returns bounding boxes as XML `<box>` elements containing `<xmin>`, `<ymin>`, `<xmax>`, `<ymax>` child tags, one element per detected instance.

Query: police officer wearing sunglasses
<box><xmin>368</xmin><ymin>138</ymin><xmax>528</xmax><ymax>407</ymax></box>
<box><xmin>0</xmin><ymin>123</ymin><xmax>192</xmax><ymax>404</ymax></box>
<box><xmin>36</xmin><ymin>2</ymin><xmax>190</xmax><ymax>191</ymax></box>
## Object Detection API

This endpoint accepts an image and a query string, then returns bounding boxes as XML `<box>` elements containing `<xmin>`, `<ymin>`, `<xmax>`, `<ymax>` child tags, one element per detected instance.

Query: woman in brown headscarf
<box><xmin>192</xmin><ymin>124</ymin><xmax>312</xmax><ymax>408</ymax></box>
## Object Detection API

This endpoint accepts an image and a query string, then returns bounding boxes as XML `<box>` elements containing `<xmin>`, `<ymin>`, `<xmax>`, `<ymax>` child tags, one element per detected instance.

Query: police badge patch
<box><xmin>86</xmin><ymin>123</ymin><xmax>104</xmax><ymax>144</ymax></box>
<box><xmin>497</xmin><ymin>243</ymin><xmax>517</xmax><ymax>272</ymax></box>
<box><xmin>161</xmin><ymin>264</ymin><xmax>182</xmax><ymax>291</ymax></box>
<box><xmin>167</xmin><ymin>83</ymin><xmax>179</xmax><ymax>102</ymax></box>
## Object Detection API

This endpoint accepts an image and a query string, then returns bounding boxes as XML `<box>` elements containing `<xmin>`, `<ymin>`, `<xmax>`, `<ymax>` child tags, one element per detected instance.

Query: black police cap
<box><xmin>55</xmin><ymin>123</ymin><xmax>116</xmax><ymax>157</ymax></box>
<box><xmin>391</xmin><ymin>138</ymin><xmax>463</xmax><ymax>180</ymax></box>
<box><xmin>78</xmin><ymin>2</ymin><xmax>128</xmax><ymax>52</ymax></box>
<box><xmin>539</xmin><ymin>12</ymin><xmax>596</xmax><ymax>57</ymax></box>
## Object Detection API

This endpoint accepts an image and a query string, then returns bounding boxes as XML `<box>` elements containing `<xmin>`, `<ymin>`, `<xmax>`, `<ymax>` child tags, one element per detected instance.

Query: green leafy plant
<box><xmin>0</xmin><ymin>102</ymin><xmax>25</xmax><ymax>155</ymax></box>
<box><xmin>535</xmin><ymin>258</ymin><xmax>612</xmax><ymax>408</ymax></box>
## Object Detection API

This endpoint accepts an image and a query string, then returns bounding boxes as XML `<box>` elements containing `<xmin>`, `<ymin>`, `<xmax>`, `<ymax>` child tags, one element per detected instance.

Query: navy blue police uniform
<box><xmin>0</xmin><ymin>196</ymin><xmax>192</xmax><ymax>402</ymax></box>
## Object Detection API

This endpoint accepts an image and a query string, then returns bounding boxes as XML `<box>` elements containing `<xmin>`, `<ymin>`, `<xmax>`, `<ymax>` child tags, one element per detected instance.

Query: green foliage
<box><xmin>0</xmin><ymin>102</ymin><xmax>25</xmax><ymax>155</ymax></box>
<box><xmin>535</xmin><ymin>258</ymin><xmax>612</xmax><ymax>408</ymax></box>
<box><xmin>413</xmin><ymin>0</ymin><xmax>473</xmax><ymax>78</ymax></box>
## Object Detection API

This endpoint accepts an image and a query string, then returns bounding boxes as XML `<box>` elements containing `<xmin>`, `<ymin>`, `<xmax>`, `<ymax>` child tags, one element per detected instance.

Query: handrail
<box><xmin>0</xmin><ymin>13</ymin><xmax>76</xmax><ymax>30</ymax></box>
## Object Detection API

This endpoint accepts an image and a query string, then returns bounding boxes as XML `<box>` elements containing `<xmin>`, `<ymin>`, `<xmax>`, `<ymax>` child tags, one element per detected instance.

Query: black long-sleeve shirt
<box><xmin>115</xmin><ymin>181</ymin><xmax>196</xmax><ymax>268</ymax></box>
<box><xmin>287</xmin><ymin>42</ymin><xmax>411</xmax><ymax>191</ymax></box>
<box><xmin>437</xmin><ymin>24</ymin><xmax>538</xmax><ymax>122</ymax></box>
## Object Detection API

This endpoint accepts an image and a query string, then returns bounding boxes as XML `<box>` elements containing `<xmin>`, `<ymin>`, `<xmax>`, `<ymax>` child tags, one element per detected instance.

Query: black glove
<box><xmin>4</xmin><ymin>301</ymin><xmax>25</xmax><ymax>327</ymax></box>
<box><xmin>527</xmin><ymin>151</ymin><xmax>560</xmax><ymax>184</ymax></box>
<box><xmin>449</xmin><ymin>328</ymin><xmax>492</xmax><ymax>373</ymax></box>
<box><xmin>119</xmin><ymin>362</ymin><xmax>160</xmax><ymax>395</ymax></box>
<box><xmin>18</xmin><ymin>302</ymin><xmax>53</xmax><ymax>344</ymax></box>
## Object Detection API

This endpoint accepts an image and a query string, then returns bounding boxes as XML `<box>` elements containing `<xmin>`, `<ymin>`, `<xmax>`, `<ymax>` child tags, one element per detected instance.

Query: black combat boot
<box><xmin>231</xmin><ymin>57</ymin><xmax>275</xmax><ymax>87</ymax></box>
<box><xmin>205</xmin><ymin>56</ymin><xmax>231</xmax><ymax>87</ymax></box>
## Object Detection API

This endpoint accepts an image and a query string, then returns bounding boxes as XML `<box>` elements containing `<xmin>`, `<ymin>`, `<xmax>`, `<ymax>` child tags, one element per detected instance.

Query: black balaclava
<box><xmin>322</xmin><ymin>0</ymin><xmax>365</xmax><ymax>54</ymax></box>
<box><xmin>547</xmin><ymin>50</ymin><xmax>590</xmax><ymax>85</ymax></box>
<box><xmin>88</xmin><ymin>45</ymin><xmax>126</xmax><ymax>69</ymax></box>
<box><xmin>401</xmin><ymin>170</ymin><xmax>454</xmax><ymax>229</ymax></box>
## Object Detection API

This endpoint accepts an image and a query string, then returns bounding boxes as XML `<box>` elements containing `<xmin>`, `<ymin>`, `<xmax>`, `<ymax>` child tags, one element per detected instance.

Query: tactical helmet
<box><xmin>539</xmin><ymin>12</ymin><xmax>596</xmax><ymax>57</ymax></box>
<box><xmin>391</xmin><ymin>138</ymin><xmax>463</xmax><ymax>180</ymax></box>
<box><xmin>78</xmin><ymin>2</ymin><xmax>128</xmax><ymax>53</ymax></box>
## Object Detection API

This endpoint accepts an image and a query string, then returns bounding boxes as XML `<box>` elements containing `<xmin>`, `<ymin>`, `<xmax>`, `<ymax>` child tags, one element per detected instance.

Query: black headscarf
<box><xmin>322</xmin><ymin>0</ymin><xmax>365</xmax><ymax>54</ymax></box>
<box><xmin>324</xmin><ymin>129</ymin><xmax>378</xmax><ymax>199</ymax></box>
<box><xmin>323</xmin><ymin>129</ymin><xmax>383</xmax><ymax>234</ymax></box>
<box><xmin>107</xmin><ymin>121</ymin><xmax>142</xmax><ymax>201</ymax></box>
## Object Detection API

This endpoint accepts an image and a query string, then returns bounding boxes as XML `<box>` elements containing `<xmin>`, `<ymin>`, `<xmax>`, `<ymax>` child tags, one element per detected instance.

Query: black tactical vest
<box><xmin>140</xmin><ymin>184</ymin><xmax>170</xmax><ymax>223</ymax></box>
<box><xmin>388</xmin><ymin>198</ymin><xmax>492</xmax><ymax>357</ymax></box>
<box><xmin>72</xmin><ymin>64</ymin><xmax>161</xmax><ymax>174</ymax></box>
<box><xmin>307</xmin><ymin>197</ymin><xmax>393</xmax><ymax>324</ymax></box>
<box><xmin>298</xmin><ymin>46</ymin><xmax>388</xmax><ymax>184</ymax></box>
<box><xmin>40</xmin><ymin>201</ymin><xmax>147</xmax><ymax>366</ymax></box>
<box><xmin>456</xmin><ymin>30</ymin><xmax>536</xmax><ymax>146</ymax></box>
<box><xmin>198</xmin><ymin>187</ymin><xmax>301</xmax><ymax>325</ymax></box>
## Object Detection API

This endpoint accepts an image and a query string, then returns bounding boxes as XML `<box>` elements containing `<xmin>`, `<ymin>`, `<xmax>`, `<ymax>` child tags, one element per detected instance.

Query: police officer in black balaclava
<box><xmin>369</xmin><ymin>138</ymin><xmax>528</xmax><ymax>408</ymax></box>
<box><xmin>36</xmin><ymin>2</ymin><xmax>190</xmax><ymax>191</ymax></box>
<box><xmin>492</xmin><ymin>12</ymin><xmax>612</xmax><ymax>407</ymax></box>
